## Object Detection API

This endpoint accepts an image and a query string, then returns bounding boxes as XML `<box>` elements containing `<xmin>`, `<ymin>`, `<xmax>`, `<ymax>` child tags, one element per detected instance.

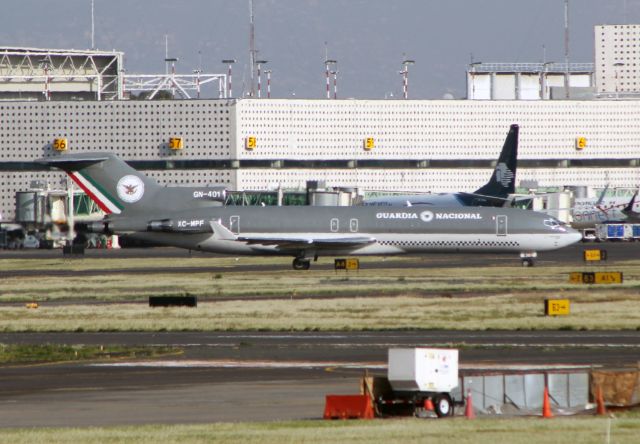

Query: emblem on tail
<box><xmin>117</xmin><ymin>175</ymin><xmax>145</xmax><ymax>203</ymax></box>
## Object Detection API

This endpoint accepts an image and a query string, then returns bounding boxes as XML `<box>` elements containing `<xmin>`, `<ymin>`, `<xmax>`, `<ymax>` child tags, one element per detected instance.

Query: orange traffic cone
<box><xmin>423</xmin><ymin>397</ymin><xmax>434</xmax><ymax>411</ymax></box>
<box><xmin>542</xmin><ymin>386</ymin><xmax>553</xmax><ymax>418</ymax></box>
<box><xmin>465</xmin><ymin>389</ymin><xmax>475</xmax><ymax>419</ymax></box>
<box><xmin>596</xmin><ymin>385</ymin><xmax>607</xmax><ymax>416</ymax></box>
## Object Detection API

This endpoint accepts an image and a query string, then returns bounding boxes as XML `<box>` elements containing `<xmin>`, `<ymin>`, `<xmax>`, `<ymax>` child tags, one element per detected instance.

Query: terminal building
<box><xmin>2</xmin><ymin>24</ymin><xmax>640</xmax><ymax>224</ymax></box>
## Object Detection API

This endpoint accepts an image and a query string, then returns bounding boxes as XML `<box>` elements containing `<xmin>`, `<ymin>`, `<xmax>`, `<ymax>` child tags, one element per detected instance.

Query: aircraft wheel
<box><xmin>521</xmin><ymin>258</ymin><xmax>534</xmax><ymax>267</ymax></box>
<box><xmin>434</xmin><ymin>394</ymin><xmax>454</xmax><ymax>418</ymax></box>
<box><xmin>292</xmin><ymin>258</ymin><xmax>311</xmax><ymax>271</ymax></box>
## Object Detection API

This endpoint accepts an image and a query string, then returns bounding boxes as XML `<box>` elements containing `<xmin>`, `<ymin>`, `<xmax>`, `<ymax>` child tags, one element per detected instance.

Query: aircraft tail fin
<box><xmin>622</xmin><ymin>188</ymin><xmax>639</xmax><ymax>216</ymax></box>
<box><xmin>473</xmin><ymin>124</ymin><xmax>519</xmax><ymax>198</ymax></box>
<box><xmin>594</xmin><ymin>184</ymin><xmax>610</xmax><ymax>215</ymax></box>
<box><xmin>38</xmin><ymin>153</ymin><xmax>161</xmax><ymax>217</ymax></box>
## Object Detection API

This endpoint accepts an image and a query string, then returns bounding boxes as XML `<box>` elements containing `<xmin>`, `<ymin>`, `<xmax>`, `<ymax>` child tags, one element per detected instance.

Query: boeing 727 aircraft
<box><xmin>40</xmin><ymin>153</ymin><xmax>580</xmax><ymax>269</ymax></box>
<box><xmin>363</xmin><ymin>124</ymin><xmax>519</xmax><ymax>207</ymax></box>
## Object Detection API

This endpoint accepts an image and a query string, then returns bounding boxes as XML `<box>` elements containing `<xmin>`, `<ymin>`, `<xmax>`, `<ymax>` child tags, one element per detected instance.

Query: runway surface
<box><xmin>1</xmin><ymin>330</ymin><xmax>639</xmax><ymax>427</ymax></box>
<box><xmin>0</xmin><ymin>242</ymin><xmax>639</xmax><ymax>278</ymax></box>
<box><xmin>1</xmin><ymin>243</ymin><xmax>639</xmax><ymax>427</ymax></box>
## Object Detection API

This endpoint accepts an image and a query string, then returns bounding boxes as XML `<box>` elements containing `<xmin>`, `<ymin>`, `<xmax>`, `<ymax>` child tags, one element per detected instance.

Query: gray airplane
<box><xmin>571</xmin><ymin>185</ymin><xmax>640</xmax><ymax>229</ymax></box>
<box><xmin>40</xmin><ymin>153</ymin><xmax>580</xmax><ymax>269</ymax></box>
<box><xmin>363</xmin><ymin>124</ymin><xmax>519</xmax><ymax>207</ymax></box>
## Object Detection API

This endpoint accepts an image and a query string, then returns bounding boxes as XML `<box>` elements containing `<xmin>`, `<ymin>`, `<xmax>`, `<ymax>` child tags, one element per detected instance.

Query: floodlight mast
<box><xmin>400</xmin><ymin>59</ymin><xmax>415</xmax><ymax>99</ymax></box>
<box><xmin>264</xmin><ymin>69</ymin><xmax>272</xmax><ymax>98</ymax></box>
<box><xmin>256</xmin><ymin>60</ymin><xmax>268</xmax><ymax>98</ymax></box>
<box><xmin>222</xmin><ymin>59</ymin><xmax>236</xmax><ymax>98</ymax></box>
<box><xmin>325</xmin><ymin>59</ymin><xmax>337</xmax><ymax>99</ymax></box>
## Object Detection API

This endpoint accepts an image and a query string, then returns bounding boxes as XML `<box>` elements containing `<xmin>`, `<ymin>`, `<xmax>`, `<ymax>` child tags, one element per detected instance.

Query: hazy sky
<box><xmin>1</xmin><ymin>0</ymin><xmax>638</xmax><ymax>99</ymax></box>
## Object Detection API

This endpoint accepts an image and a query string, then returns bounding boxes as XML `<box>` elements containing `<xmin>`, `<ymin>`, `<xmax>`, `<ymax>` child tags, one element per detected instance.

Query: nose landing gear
<box><xmin>520</xmin><ymin>251</ymin><xmax>537</xmax><ymax>267</ymax></box>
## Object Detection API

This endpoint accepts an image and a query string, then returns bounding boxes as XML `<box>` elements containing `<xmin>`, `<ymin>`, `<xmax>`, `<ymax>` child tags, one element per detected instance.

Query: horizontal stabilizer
<box><xmin>36</xmin><ymin>154</ymin><xmax>113</xmax><ymax>171</ymax></box>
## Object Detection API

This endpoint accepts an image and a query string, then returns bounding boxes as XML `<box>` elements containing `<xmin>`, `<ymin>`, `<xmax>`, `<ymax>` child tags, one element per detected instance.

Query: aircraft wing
<box><xmin>456</xmin><ymin>192</ymin><xmax>512</xmax><ymax>207</ymax></box>
<box><xmin>237</xmin><ymin>235</ymin><xmax>377</xmax><ymax>250</ymax></box>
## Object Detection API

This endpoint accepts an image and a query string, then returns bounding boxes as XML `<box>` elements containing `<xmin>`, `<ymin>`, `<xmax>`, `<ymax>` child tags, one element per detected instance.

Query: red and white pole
<box><xmin>325</xmin><ymin>59</ymin><xmax>336</xmax><ymax>99</ymax></box>
<box><xmin>266</xmin><ymin>70</ymin><xmax>271</xmax><ymax>98</ymax></box>
<box><xmin>222</xmin><ymin>60</ymin><xmax>236</xmax><ymax>98</ymax></box>
<box><xmin>333</xmin><ymin>70</ymin><xmax>338</xmax><ymax>100</ymax></box>
<box><xmin>257</xmin><ymin>63</ymin><xmax>262</xmax><ymax>98</ymax></box>
<box><xmin>326</xmin><ymin>62</ymin><xmax>330</xmax><ymax>99</ymax></box>
<box><xmin>400</xmin><ymin>59</ymin><xmax>415</xmax><ymax>100</ymax></box>
<box><xmin>403</xmin><ymin>67</ymin><xmax>408</xmax><ymax>99</ymax></box>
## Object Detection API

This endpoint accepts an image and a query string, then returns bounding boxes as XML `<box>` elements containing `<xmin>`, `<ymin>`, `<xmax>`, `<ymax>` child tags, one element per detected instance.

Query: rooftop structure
<box><xmin>466</xmin><ymin>63</ymin><xmax>594</xmax><ymax>100</ymax></box>
<box><xmin>0</xmin><ymin>47</ymin><xmax>227</xmax><ymax>101</ymax></box>
<box><xmin>0</xmin><ymin>47</ymin><xmax>123</xmax><ymax>101</ymax></box>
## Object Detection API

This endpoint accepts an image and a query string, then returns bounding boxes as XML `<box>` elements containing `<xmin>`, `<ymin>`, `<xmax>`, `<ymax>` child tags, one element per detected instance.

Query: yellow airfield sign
<box><xmin>545</xmin><ymin>299</ymin><xmax>570</xmax><ymax>316</ymax></box>
<box><xmin>569</xmin><ymin>271</ymin><xmax>623</xmax><ymax>284</ymax></box>
<box><xmin>583</xmin><ymin>249</ymin><xmax>607</xmax><ymax>262</ymax></box>
<box><xmin>335</xmin><ymin>258</ymin><xmax>360</xmax><ymax>271</ymax></box>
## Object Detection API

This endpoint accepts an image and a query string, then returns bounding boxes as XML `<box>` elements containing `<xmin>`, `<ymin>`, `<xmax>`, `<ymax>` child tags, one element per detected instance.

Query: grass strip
<box><xmin>0</xmin><ymin>344</ymin><xmax>178</xmax><ymax>365</ymax></box>
<box><xmin>1</xmin><ymin>416</ymin><xmax>639</xmax><ymax>444</ymax></box>
<box><xmin>1</xmin><ymin>293</ymin><xmax>639</xmax><ymax>331</ymax></box>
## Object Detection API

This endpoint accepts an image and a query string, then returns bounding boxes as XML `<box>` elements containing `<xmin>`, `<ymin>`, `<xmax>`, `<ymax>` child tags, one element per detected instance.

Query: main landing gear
<box><xmin>292</xmin><ymin>257</ymin><xmax>311</xmax><ymax>270</ymax></box>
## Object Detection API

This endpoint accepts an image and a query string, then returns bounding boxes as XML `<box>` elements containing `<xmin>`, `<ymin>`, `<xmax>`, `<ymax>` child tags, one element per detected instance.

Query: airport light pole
<box><xmin>255</xmin><ymin>60</ymin><xmax>268</xmax><ymax>98</ymax></box>
<box><xmin>400</xmin><ymin>59</ymin><xmax>415</xmax><ymax>99</ymax></box>
<box><xmin>222</xmin><ymin>59</ymin><xmax>236</xmax><ymax>98</ymax></box>
<box><xmin>331</xmin><ymin>69</ymin><xmax>339</xmax><ymax>99</ymax></box>
<box><xmin>325</xmin><ymin>59</ymin><xmax>337</xmax><ymax>99</ymax></box>
<box><xmin>264</xmin><ymin>69</ymin><xmax>272</xmax><ymax>98</ymax></box>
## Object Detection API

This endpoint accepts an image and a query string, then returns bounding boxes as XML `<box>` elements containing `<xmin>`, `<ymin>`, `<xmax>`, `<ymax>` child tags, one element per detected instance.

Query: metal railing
<box><xmin>468</xmin><ymin>63</ymin><xmax>594</xmax><ymax>73</ymax></box>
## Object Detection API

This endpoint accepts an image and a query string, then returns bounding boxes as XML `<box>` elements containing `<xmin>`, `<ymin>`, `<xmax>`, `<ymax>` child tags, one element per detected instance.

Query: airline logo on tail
<box><xmin>495</xmin><ymin>162</ymin><xmax>514</xmax><ymax>188</ymax></box>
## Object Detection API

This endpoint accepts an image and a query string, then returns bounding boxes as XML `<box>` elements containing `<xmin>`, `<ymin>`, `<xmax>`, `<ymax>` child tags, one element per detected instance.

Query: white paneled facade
<box><xmin>595</xmin><ymin>24</ymin><xmax>640</xmax><ymax>94</ymax></box>
<box><xmin>0</xmin><ymin>100</ymin><xmax>234</xmax><ymax>161</ymax></box>
<box><xmin>236</xmin><ymin>99</ymin><xmax>640</xmax><ymax>161</ymax></box>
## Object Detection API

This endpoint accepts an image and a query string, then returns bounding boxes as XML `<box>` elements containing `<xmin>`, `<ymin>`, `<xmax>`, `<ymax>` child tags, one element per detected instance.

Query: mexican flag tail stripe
<box><xmin>68</xmin><ymin>171</ymin><xmax>123</xmax><ymax>215</ymax></box>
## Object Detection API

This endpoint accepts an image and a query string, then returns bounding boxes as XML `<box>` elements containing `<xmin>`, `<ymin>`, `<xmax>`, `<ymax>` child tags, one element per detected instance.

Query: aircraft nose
<box><xmin>565</xmin><ymin>230</ymin><xmax>583</xmax><ymax>246</ymax></box>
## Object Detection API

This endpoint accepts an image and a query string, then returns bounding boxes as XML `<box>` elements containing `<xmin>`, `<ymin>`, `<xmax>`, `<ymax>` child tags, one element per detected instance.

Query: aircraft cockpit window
<box><xmin>543</xmin><ymin>218</ymin><xmax>567</xmax><ymax>231</ymax></box>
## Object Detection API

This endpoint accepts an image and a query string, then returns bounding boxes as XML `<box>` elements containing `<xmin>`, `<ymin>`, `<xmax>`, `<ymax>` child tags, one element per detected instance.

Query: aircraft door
<box><xmin>230</xmin><ymin>215</ymin><xmax>240</xmax><ymax>234</ymax></box>
<box><xmin>350</xmin><ymin>218</ymin><xmax>358</xmax><ymax>232</ymax></box>
<box><xmin>496</xmin><ymin>215</ymin><xmax>507</xmax><ymax>236</ymax></box>
<box><xmin>330</xmin><ymin>218</ymin><xmax>339</xmax><ymax>232</ymax></box>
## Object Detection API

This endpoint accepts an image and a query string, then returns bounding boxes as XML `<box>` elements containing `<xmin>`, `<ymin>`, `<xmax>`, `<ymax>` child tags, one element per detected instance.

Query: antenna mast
<box><xmin>91</xmin><ymin>0</ymin><xmax>95</xmax><ymax>49</ymax></box>
<box><xmin>249</xmin><ymin>0</ymin><xmax>257</xmax><ymax>97</ymax></box>
<box><xmin>564</xmin><ymin>0</ymin><xmax>570</xmax><ymax>99</ymax></box>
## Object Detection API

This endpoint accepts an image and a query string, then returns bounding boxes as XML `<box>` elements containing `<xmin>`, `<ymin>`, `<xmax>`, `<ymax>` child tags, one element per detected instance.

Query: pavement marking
<box><xmin>90</xmin><ymin>359</ymin><xmax>387</xmax><ymax>369</ymax></box>
<box><xmin>89</xmin><ymin>359</ymin><xmax>598</xmax><ymax>371</ymax></box>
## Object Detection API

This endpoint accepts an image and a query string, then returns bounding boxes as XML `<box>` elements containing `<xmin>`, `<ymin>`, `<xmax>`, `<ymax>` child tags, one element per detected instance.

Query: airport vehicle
<box><xmin>362</xmin><ymin>124</ymin><xmax>518</xmax><ymax>208</ymax></box>
<box><xmin>595</xmin><ymin>223</ymin><xmax>640</xmax><ymax>241</ymax></box>
<box><xmin>378</xmin><ymin>348</ymin><xmax>459</xmax><ymax>418</ymax></box>
<box><xmin>41</xmin><ymin>153</ymin><xmax>581</xmax><ymax>269</ymax></box>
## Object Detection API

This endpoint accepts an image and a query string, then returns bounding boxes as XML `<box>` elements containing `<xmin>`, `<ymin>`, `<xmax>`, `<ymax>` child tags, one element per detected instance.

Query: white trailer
<box><xmin>378</xmin><ymin>348</ymin><xmax>459</xmax><ymax>417</ymax></box>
